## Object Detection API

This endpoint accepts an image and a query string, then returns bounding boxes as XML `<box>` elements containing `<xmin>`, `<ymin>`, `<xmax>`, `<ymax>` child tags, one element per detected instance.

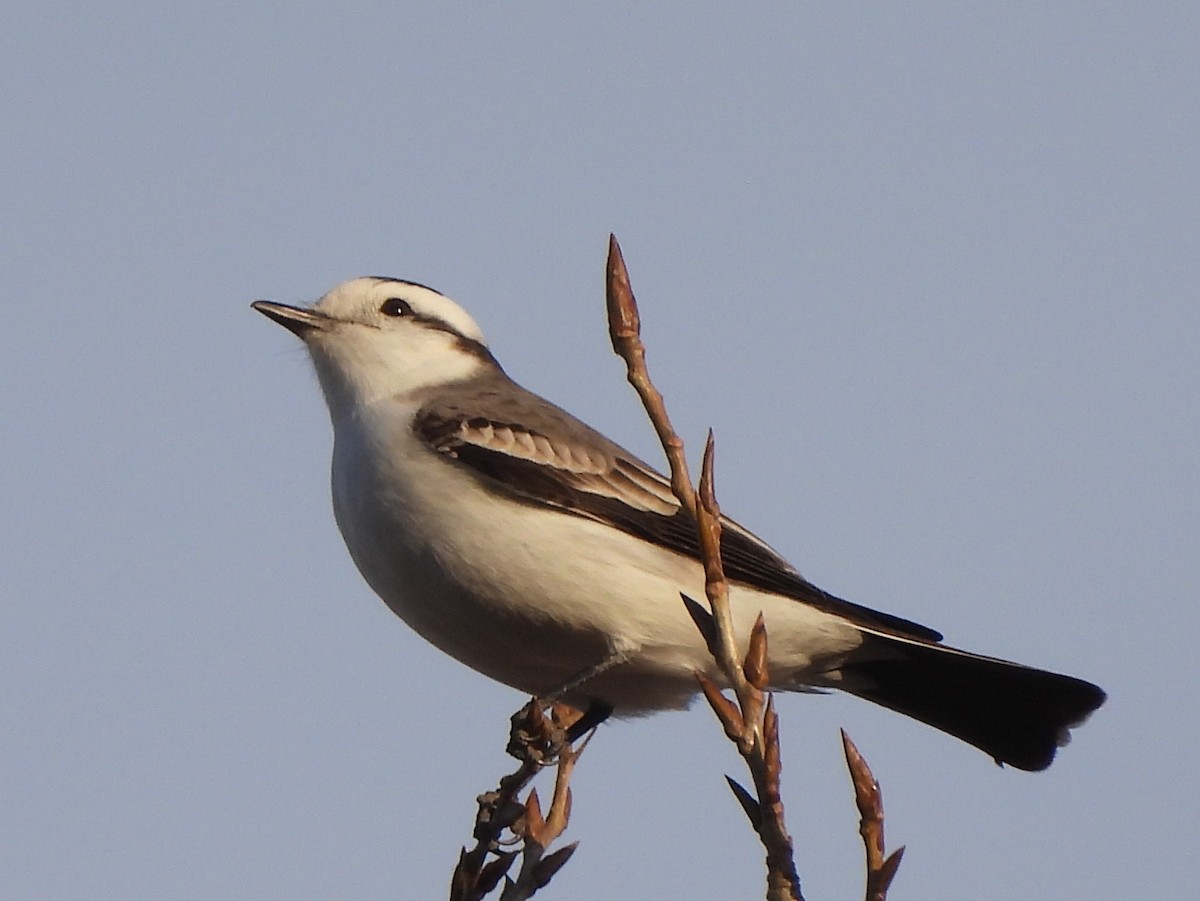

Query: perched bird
<box><xmin>253</xmin><ymin>276</ymin><xmax>1104</xmax><ymax>771</ymax></box>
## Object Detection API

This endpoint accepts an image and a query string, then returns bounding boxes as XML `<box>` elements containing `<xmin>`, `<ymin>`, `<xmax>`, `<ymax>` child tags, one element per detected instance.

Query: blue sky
<box><xmin>3</xmin><ymin>5</ymin><xmax>1196</xmax><ymax>899</ymax></box>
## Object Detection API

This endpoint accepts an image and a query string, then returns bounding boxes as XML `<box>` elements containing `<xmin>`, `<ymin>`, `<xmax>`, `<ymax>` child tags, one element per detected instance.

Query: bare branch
<box><xmin>450</xmin><ymin>236</ymin><xmax>905</xmax><ymax>901</ymax></box>
<box><xmin>451</xmin><ymin>700</ymin><xmax>586</xmax><ymax>901</ymax></box>
<box><xmin>604</xmin><ymin>235</ymin><xmax>803</xmax><ymax>901</ymax></box>
<box><xmin>842</xmin><ymin>730</ymin><xmax>905</xmax><ymax>901</ymax></box>
<box><xmin>605</xmin><ymin>234</ymin><xmax>697</xmax><ymax>513</ymax></box>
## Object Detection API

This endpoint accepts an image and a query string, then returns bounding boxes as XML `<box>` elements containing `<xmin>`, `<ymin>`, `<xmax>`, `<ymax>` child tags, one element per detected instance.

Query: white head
<box><xmin>253</xmin><ymin>277</ymin><xmax>497</xmax><ymax>416</ymax></box>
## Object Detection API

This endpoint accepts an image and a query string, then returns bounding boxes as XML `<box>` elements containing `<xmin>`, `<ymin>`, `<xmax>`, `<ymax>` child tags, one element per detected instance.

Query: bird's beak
<box><xmin>251</xmin><ymin>301</ymin><xmax>333</xmax><ymax>338</ymax></box>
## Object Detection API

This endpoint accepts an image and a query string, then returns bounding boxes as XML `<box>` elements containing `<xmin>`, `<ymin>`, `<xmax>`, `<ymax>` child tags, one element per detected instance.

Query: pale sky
<box><xmin>3</xmin><ymin>5</ymin><xmax>1196</xmax><ymax>899</ymax></box>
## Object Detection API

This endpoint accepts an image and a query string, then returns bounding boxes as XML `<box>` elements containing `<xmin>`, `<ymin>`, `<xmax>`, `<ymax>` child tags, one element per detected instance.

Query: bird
<box><xmin>252</xmin><ymin>276</ymin><xmax>1105</xmax><ymax>771</ymax></box>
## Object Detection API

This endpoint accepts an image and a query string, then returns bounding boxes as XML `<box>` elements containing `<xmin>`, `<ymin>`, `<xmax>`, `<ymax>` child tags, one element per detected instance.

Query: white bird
<box><xmin>252</xmin><ymin>276</ymin><xmax>1104</xmax><ymax>770</ymax></box>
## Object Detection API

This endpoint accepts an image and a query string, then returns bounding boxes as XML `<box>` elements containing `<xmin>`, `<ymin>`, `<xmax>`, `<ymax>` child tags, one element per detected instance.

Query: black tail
<box><xmin>840</xmin><ymin>637</ymin><xmax>1106</xmax><ymax>771</ymax></box>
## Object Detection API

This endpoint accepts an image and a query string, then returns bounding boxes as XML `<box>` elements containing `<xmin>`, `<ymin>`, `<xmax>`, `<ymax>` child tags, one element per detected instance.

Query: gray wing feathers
<box><xmin>411</xmin><ymin>378</ymin><xmax>943</xmax><ymax>642</ymax></box>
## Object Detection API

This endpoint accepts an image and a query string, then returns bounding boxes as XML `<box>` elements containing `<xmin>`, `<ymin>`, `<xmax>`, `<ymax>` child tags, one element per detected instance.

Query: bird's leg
<box><xmin>543</xmin><ymin>645</ymin><xmax>630</xmax><ymax>700</ymax></box>
<box><xmin>528</xmin><ymin>647</ymin><xmax>626</xmax><ymax>743</ymax></box>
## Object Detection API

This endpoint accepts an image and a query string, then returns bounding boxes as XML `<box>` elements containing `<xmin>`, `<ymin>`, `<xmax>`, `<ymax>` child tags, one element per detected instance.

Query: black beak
<box><xmin>251</xmin><ymin>300</ymin><xmax>333</xmax><ymax>338</ymax></box>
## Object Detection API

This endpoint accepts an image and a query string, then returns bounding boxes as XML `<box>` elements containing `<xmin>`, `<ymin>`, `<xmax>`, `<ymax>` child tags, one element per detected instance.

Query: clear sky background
<box><xmin>3</xmin><ymin>5</ymin><xmax>1196</xmax><ymax>899</ymax></box>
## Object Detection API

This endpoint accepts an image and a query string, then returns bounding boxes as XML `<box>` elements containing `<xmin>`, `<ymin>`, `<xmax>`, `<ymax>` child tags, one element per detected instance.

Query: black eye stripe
<box><xmin>370</xmin><ymin>295</ymin><xmax>498</xmax><ymax>366</ymax></box>
<box><xmin>379</xmin><ymin>299</ymin><xmax>459</xmax><ymax>337</ymax></box>
<box><xmin>375</xmin><ymin>297</ymin><xmax>493</xmax><ymax>364</ymax></box>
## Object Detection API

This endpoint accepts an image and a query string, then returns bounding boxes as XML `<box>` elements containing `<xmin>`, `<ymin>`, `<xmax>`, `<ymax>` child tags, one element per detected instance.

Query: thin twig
<box><xmin>604</xmin><ymin>234</ymin><xmax>803</xmax><ymax>901</ymax></box>
<box><xmin>605</xmin><ymin>236</ymin><xmax>696</xmax><ymax>513</ymax></box>
<box><xmin>842</xmin><ymin>731</ymin><xmax>905</xmax><ymax>901</ymax></box>
<box><xmin>501</xmin><ymin>739</ymin><xmax>581</xmax><ymax>901</ymax></box>
<box><xmin>450</xmin><ymin>700</ymin><xmax>585</xmax><ymax>901</ymax></box>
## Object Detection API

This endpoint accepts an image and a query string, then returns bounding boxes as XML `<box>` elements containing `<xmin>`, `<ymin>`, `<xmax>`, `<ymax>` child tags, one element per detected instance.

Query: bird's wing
<box><xmin>413</xmin><ymin>381</ymin><xmax>942</xmax><ymax>642</ymax></box>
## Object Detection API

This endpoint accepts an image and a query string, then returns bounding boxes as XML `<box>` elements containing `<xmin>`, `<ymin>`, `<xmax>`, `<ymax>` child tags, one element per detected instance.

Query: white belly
<box><xmin>329</xmin><ymin>409</ymin><xmax>863</xmax><ymax>713</ymax></box>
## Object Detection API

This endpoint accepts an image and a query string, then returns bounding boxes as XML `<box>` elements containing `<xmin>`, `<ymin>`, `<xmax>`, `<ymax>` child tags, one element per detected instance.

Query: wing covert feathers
<box><xmin>413</xmin><ymin>390</ymin><xmax>941</xmax><ymax>642</ymax></box>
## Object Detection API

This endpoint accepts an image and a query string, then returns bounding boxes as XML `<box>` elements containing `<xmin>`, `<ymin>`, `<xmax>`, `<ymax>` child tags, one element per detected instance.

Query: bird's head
<box><xmin>253</xmin><ymin>277</ymin><xmax>496</xmax><ymax>415</ymax></box>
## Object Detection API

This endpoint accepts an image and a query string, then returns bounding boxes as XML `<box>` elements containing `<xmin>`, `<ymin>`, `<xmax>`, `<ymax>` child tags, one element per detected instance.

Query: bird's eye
<box><xmin>380</xmin><ymin>297</ymin><xmax>414</xmax><ymax>317</ymax></box>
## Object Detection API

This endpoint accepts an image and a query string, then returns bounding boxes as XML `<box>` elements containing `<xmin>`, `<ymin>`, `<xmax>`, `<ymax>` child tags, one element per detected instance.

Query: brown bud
<box><xmin>696</xmin><ymin>672</ymin><xmax>744</xmax><ymax>741</ymax></box>
<box><xmin>743</xmin><ymin>612</ymin><xmax>770</xmax><ymax>690</ymax></box>
<box><xmin>725</xmin><ymin>775</ymin><xmax>763</xmax><ymax>830</ymax></box>
<box><xmin>533</xmin><ymin>841</ymin><xmax>579</xmax><ymax>888</ymax></box>
<box><xmin>605</xmin><ymin>235</ymin><xmax>641</xmax><ymax>351</ymax></box>
<box><xmin>523</xmin><ymin>788</ymin><xmax>545</xmax><ymax>843</ymax></box>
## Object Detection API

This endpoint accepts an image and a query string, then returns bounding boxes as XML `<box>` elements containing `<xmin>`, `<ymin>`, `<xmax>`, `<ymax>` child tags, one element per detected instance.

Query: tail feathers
<box><xmin>839</xmin><ymin>637</ymin><xmax>1106</xmax><ymax>771</ymax></box>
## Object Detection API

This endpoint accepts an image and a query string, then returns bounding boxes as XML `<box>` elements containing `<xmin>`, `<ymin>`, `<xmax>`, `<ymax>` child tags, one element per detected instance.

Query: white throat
<box><xmin>306</xmin><ymin>327</ymin><xmax>489</xmax><ymax>419</ymax></box>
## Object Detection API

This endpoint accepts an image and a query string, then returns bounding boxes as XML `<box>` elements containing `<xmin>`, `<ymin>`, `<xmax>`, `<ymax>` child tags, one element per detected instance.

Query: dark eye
<box><xmin>380</xmin><ymin>297</ymin><xmax>414</xmax><ymax>317</ymax></box>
